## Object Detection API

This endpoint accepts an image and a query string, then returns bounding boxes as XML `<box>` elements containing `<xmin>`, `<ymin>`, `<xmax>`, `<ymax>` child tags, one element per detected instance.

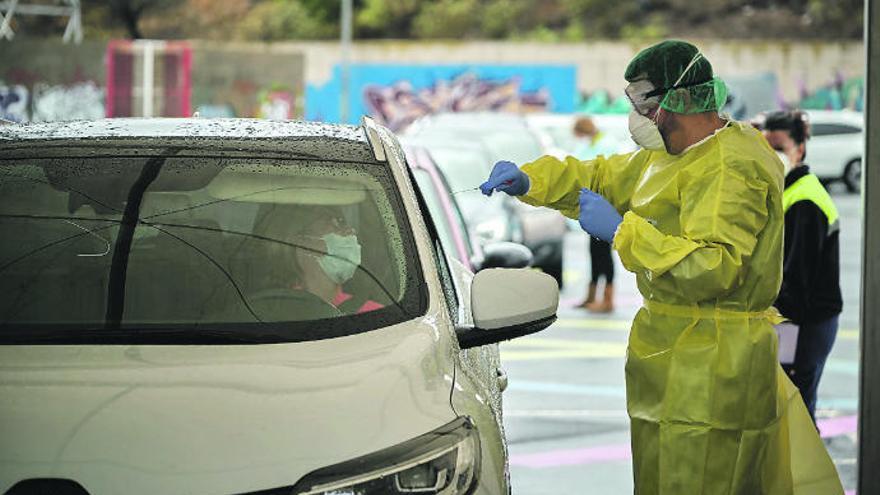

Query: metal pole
<box><xmin>340</xmin><ymin>0</ymin><xmax>352</xmax><ymax>124</ymax></box>
<box><xmin>141</xmin><ymin>40</ymin><xmax>155</xmax><ymax>118</ymax></box>
<box><xmin>858</xmin><ymin>0</ymin><xmax>879</xmax><ymax>492</ymax></box>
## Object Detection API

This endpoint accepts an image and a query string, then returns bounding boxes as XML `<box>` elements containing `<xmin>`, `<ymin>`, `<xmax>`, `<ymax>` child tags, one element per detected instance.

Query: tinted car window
<box><xmin>811</xmin><ymin>123</ymin><xmax>862</xmax><ymax>136</ymax></box>
<box><xmin>0</xmin><ymin>152</ymin><xmax>425</xmax><ymax>342</ymax></box>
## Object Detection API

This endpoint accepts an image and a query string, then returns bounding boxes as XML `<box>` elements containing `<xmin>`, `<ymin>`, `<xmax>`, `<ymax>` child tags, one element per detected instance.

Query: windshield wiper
<box><xmin>105</xmin><ymin>153</ymin><xmax>170</xmax><ymax>329</ymax></box>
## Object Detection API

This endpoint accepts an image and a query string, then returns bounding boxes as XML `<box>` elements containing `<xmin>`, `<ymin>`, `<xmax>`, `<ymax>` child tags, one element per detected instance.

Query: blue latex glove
<box><xmin>479</xmin><ymin>160</ymin><xmax>530</xmax><ymax>196</ymax></box>
<box><xmin>578</xmin><ymin>188</ymin><xmax>623</xmax><ymax>242</ymax></box>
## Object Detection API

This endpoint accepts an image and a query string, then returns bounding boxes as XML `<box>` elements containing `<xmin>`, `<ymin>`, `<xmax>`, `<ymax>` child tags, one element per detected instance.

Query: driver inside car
<box><xmin>252</xmin><ymin>204</ymin><xmax>384</xmax><ymax>319</ymax></box>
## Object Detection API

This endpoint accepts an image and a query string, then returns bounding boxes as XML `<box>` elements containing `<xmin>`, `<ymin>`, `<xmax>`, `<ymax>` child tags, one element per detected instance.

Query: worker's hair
<box><xmin>762</xmin><ymin>110</ymin><xmax>811</xmax><ymax>145</ymax></box>
<box><xmin>573</xmin><ymin>116</ymin><xmax>597</xmax><ymax>136</ymax></box>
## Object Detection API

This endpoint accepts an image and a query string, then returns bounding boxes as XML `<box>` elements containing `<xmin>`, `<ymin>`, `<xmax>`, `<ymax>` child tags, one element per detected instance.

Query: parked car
<box><xmin>401</xmin><ymin>135</ymin><xmax>523</xmax><ymax>248</ymax></box>
<box><xmin>0</xmin><ymin>117</ymin><xmax>559</xmax><ymax>495</ymax></box>
<box><xmin>404</xmin><ymin>113</ymin><xmax>568</xmax><ymax>286</ymax></box>
<box><xmin>803</xmin><ymin>110</ymin><xmax>864</xmax><ymax>192</ymax></box>
<box><xmin>404</xmin><ymin>144</ymin><xmax>534</xmax><ymax>274</ymax></box>
<box><xmin>525</xmin><ymin>113</ymin><xmax>637</xmax><ymax>159</ymax></box>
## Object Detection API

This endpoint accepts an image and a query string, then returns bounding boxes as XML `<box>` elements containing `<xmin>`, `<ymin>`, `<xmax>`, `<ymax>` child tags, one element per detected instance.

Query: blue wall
<box><xmin>306</xmin><ymin>64</ymin><xmax>577</xmax><ymax>127</ymax></box>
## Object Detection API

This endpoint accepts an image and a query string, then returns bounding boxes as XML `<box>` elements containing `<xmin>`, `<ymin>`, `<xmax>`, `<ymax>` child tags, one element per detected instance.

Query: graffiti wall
<box><xmin>306</xmin><ymin>64</ymin><xmax>576</xmax><ymax>128</ymax></box>
<box><xmin>0</xmin><ymin>40</ymin><xmax>106</xmax><ymax>122</ymax></box>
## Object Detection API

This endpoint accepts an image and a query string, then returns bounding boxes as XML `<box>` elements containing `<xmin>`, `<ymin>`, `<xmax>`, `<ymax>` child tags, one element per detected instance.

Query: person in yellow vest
<box><xmin>480</xmin><ymin>40</ymin><xmax>842</xmax><ymax>494</ymax></box>
<box><xmin>760</xmin><ymin>109</ymin><xmax>843</xmax><ymax>425</ymax></box>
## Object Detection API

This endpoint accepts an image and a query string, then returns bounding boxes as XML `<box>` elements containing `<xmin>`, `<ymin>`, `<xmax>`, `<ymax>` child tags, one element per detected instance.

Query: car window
<box><xmin>811</xmin><ymin>123</ymin><xmax>862</xmax><ymax>136</ymax></box>
<box><xmin>413</xmin><ymin>169</ymin><xmax>459</xmax><ymax>261</ymax></box>
<box><xmin>0</xmin><ymin>152</ymin><xmax>426</xmax><ymax>342</ymax></box>
<box><xmin>408</xmin><ymin>169</ymin><xmax>460</xmax><ymax>322</ymax></box>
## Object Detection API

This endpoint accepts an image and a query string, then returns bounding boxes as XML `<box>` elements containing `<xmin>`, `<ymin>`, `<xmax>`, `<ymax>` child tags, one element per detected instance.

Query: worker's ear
<box><xmin>797</xmin><ymin>142</ymin><xmax>807</xmax><ymax>163</ymax></box>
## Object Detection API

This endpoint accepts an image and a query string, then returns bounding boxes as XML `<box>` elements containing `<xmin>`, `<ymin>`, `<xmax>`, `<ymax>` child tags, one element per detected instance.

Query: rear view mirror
<box><xmin>475</xmin><ymin>242</ymin><xmax>533</xmax><ymax>271</ymax></box>
<box><xmin>456</xmin><ymin>268</ymin><xmax>558</xmax><ymax>349</ymax></box>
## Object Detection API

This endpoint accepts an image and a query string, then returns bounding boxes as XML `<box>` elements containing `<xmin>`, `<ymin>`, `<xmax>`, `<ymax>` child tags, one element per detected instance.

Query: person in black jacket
<box><xmin>760</xmin><ymin>110</ymin><xmax>843</xmax><ymax>424</ymax></box>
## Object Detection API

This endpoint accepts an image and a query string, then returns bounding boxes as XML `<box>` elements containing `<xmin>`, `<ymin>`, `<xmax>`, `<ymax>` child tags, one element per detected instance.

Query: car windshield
<box><xmin>0</xmin><ymin>150</ymin><xmax>425</xmax><ymax>343</ymax></box>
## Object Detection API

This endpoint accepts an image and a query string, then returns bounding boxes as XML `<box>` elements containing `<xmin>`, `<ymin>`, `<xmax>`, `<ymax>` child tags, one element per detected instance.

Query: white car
<box><xmin>803</xmin><ymin>110</ymin><xmax>864</xmax><ymax>192</ymax></box>
<box><xmin>0</xmin><ymin>117</ymin><xmax>559</xmax><ymax>495</ymax></box>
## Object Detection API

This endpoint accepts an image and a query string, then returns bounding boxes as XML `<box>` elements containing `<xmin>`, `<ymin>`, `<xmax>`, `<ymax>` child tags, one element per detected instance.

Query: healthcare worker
<box><xmin>481</xmin><ymin>40</ymin><xmax>842</xmax><ymax>494</ymax></box>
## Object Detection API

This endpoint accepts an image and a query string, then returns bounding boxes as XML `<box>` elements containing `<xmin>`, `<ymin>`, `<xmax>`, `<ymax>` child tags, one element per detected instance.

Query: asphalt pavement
<box><xmin>500</xmin><ymin>186</ymin><xmax>861</xmax><ymax>494</ymax></box>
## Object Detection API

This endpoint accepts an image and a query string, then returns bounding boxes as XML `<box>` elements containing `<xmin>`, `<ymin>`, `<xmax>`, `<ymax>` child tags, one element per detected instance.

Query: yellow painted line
<box><xmin>501</xmin><ymin>338</ymin><xmax>627</xmax><ymax>361</ymax></box>
<box><xmin>839</xmin><ymin>329</ymin><xmax>858</xmax><ymax>341</ymax></box>
<box><xmin>500</xmin><ymin>346</ymin><xmax>626</xmax><ymax>361</ymax></box>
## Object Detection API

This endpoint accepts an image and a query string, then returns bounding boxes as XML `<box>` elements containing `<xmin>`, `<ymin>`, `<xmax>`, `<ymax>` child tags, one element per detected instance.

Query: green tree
<box><xmin>83</xmin><ymin>0</ymin><xmax>176</xmax><ymax>39</ymax></box>
<box><xmin>356</xmin><ymin>0</ymin><xmax>420</xmax><ymax>38</ymax></box>
<box><xmin>481</xmin><ymin>0</ymin><xmax>532</xmax><ymax>38</ymax></box>
<box><xmin>237</xmin><ymin>0</ymin><xmax>333</xmax><ymax>40</ymax></box>
<box><xmin>412</xmin><ymin>0</ymin><xmax>481</xmax><ymax>39</ymax></box>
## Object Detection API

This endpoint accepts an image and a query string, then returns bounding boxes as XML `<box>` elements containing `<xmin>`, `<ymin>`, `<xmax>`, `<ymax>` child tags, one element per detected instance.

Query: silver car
<box><xmin>0</xmin><ymin>117</ymin><xmax>559</xmax><ymax>495</ymax></box>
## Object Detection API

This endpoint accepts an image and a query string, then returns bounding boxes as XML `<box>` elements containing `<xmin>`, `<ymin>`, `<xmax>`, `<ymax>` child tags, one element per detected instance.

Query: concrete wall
<box><xmin>190</xmin><ymin>41</ymin><xmax>305</xmax><ymax>119</ymax></box>
<box><xmin>257</xmin><ymin>40</ymin><xmax>864</xmax><ymax>103</ymax></box>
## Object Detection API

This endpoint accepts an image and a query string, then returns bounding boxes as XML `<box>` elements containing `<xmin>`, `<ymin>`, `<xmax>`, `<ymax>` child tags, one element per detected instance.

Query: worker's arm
<box><xmin>518</xmin><ymin>151</ymin><xmax>647</xmax><ymax>220</ymax></box>
<box><xmin>613</xmin><ymin>160</ymin><xmax>771</xmax><ymax>301</ymax></box>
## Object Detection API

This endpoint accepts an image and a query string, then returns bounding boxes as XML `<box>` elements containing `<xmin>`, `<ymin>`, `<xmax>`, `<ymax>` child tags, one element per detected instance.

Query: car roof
<box><xmin>0</xmin><ymin>118</ymin><xmax>376</xmax><ymax>161</ymax></box>
<box><xmin>804</xmin><ymin>110</ymin><xmax>864</xmax><ymax>127</ymax></box>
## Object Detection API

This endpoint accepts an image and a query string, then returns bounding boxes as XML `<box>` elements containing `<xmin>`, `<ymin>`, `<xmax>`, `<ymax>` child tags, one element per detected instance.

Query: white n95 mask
<box><xmin>628</xmin><ymin>110</ymin><xmax>666</xmax><ymax>151</ymax></box>
<box><xmin>775</xmin><ymin>151</ymin><xmax>793</xmax><ymax>170</ymax></box>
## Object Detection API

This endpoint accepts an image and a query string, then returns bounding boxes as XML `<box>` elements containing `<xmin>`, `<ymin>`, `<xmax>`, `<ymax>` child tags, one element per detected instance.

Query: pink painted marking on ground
<box><xmin>510</xmin><ymin>415</ymin><xmax>858</xmax><ymax>468</ymax></box>
<box><xmin>817</xmin><ymin>414</ymin><xmax>858</xmax><ymax>438</ymax></box>
<box><xmin>844</xmin><ymin>490</ymin><xmax>855</xmax><ymax>495</ymax></box>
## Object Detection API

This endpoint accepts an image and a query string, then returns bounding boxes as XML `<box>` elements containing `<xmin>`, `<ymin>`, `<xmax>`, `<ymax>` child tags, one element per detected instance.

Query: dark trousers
<box><xmin>782</xmin><ymin>315</ymin><xmax>839</xmax><ymax>423</ymax></box>
<box><xmin>589</xmin><ymin>237</ymin><xmax>614</xmax><ymax>284</ymax></box>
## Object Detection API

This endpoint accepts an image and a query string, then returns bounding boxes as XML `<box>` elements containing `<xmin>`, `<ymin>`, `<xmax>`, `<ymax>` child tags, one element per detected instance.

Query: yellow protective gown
<box><xmin>518</xmin><ymin>121</ymin><xmax>842</xmax><ymax>494</ymax></box>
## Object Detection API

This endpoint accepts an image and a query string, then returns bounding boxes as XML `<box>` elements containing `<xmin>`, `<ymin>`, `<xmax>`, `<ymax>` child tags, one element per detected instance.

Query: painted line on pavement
<box><xmin>506</xmin><ymin>409</ymin><xmax>628</xmax><ymax>420</ymax></box>
<box><xmin>555</xmin><ymin>318</ymin><xmax>630</xmax><ymax>330</ymax></box>
<box><xmin>509</xmin><ymin>414</ymin><xmax>858</xmax><ymax>468</ymax></box>
<box><xmin>825</xmin><ymin>359</ymin><xmax>860</xmax><ymax>376</ymax></box>
<box><xmin>508</xmin><ymin>380</ymin><xmax>626</xmax><ymax>398</ymax></box>
<box><xmin>501</xmin><ymin>338</ymin><xmax>627</xmax><ymax>361</ymax></box>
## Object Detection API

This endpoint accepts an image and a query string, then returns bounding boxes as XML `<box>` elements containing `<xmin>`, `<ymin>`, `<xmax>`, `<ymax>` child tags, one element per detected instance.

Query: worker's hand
<box><xmin>578</xmin><ymin>188</ymin><xmax>622</xmax><ymax>242</ymax></box>
<box><xmin>480</xmin><ymin>161</ymin><xmax>530</xmax><ymax>196</ymax></box>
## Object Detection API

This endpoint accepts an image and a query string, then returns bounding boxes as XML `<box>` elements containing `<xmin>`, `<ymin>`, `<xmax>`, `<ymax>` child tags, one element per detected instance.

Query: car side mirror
<box><xmin>472</xmin><ymin>242</ymin><xmax>533</xmax><ymax>271</ymax></box>
<box><xmin>456</xmin><ymin>268</ymin><xmax>558</xmax><ymax>349</ymax></box>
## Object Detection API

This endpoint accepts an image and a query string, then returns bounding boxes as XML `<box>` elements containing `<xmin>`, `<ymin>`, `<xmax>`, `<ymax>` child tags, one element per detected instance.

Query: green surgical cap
<box><xmin>624</xmin><ymin>39</ymin><xmax>727</xmax><ymax>114</ymax></box>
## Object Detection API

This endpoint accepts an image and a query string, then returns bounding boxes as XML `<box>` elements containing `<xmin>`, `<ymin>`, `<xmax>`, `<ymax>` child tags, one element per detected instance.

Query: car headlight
<box><xmin>291</xmin><ymin>417</ymin><xmax>480</xmax><ymax>495</ymax></box>
<box><xmin>474</xmin><ymin>217</ymin><xmax>508</xmax><ymax>244</ymax></box>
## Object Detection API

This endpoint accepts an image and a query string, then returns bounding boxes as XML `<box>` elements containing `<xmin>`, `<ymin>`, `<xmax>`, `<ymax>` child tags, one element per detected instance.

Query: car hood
<box><xmin>0</xmin><ymin>316</ymin><xmax>457</xmax><ymax>495</ymax></box>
